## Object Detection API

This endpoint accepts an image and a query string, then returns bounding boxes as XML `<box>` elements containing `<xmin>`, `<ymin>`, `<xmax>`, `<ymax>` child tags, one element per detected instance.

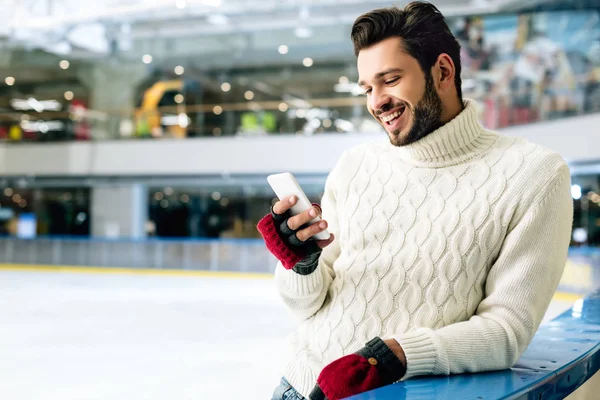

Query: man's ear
<box><xmin>435</xmin><ymin>53</ymin><xmax>456</xmax><ymax>90</ymax></box>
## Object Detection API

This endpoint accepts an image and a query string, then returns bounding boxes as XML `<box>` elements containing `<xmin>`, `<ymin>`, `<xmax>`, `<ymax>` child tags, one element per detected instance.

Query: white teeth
<box><xmin>381</xmin><ymin>108</ymin><xmax>404</xmax><ymax>123</ymax></box>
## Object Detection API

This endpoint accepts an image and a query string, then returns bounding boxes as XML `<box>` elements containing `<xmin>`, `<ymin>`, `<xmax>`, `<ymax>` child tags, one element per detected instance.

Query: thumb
<box><xmin>317</xmin><ymin>233</ymin><xmax>335</xmax><ymax>249</ymax></box>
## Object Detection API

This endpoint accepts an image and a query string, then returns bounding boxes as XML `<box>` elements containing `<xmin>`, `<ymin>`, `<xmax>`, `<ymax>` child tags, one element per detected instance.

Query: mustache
<box><xmin>375</xmin><ymin>102</ymin><xmax>408</xmax><ymax>116</ymax></box>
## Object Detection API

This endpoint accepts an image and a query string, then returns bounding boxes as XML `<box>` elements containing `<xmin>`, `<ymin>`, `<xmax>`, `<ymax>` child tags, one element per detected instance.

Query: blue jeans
<box><xmin>272</xmin><ymin>377</ymin><xmax>307</xmax><ymax>400</ymax></box>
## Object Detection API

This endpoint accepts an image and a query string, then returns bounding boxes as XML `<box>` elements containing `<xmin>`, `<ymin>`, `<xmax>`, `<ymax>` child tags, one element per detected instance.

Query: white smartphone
<box><xmin>267</xmin><ymin>172</ymin><xmax>331</xmax><ymax>241</ymax></box>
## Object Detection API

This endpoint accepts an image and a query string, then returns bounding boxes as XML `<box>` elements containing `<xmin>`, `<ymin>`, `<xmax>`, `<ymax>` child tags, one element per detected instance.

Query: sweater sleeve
<box><xmin>274</xmin><ymin>159</ymin><xmax>343</xmax><ymax>321</ymax></box>
<box><xmin>393</xmin><ymin>163</ymin><xmax>574</xmax><ymax>379</ymax></box>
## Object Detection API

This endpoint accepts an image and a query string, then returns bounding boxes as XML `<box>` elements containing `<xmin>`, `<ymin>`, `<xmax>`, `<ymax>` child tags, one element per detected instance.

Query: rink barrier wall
<box><xmin>0</xmin><ymin>237</ymin><xmax>598</xmax><ymax>292</ymax></box>
<box><xmin>348</xmin><ymin>289</ymin><xmax>600</xmax><ymax>400</ymax></box>
<box><xmin>0</xmin><ymin>236</ymin><xmax>275</xmax><ymax>273</ymax></box>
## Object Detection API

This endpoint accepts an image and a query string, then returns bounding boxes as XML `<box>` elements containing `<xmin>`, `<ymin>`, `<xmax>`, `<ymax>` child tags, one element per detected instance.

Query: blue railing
<box><xmin>348</xmin><ymin>289</ymin><xmax>600</xmax><ymax>400</ymax></box>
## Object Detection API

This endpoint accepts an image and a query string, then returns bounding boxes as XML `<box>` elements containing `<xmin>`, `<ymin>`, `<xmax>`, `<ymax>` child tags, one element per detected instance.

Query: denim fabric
<box><xmin>271</xmin><ymin>377</ymin><xmax>307</xmax><ymax>400</ymax></box>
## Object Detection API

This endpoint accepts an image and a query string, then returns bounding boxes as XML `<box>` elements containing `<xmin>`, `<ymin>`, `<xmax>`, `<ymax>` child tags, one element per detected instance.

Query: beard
<box><xmin>385</xmin><ymin>73</ymin><xmax>443</xmax><ymax>147</ymax></box>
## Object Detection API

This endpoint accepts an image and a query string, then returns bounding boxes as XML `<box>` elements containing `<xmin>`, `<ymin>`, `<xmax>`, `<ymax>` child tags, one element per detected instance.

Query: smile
<box><xmin>380</xmin><ymin>106</ymin><xmax>406</xmax><ymax>126</ymax></box>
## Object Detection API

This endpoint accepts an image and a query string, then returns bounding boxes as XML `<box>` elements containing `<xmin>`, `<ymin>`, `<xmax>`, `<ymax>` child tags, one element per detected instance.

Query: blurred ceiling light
<box><xmin>39</xmin><ymin>122</ymin><xmax>49</xmax><ymax>133</ymax></box>
<box><xmin>244</xmin><ymin>91</ymin><xmax>254</xmax><ymax>100</ymax></box>
<box><xmin>59</xmin><ymin>60</ymin><xmax>70</xmax><ymax>70</ymax></box>
<box><xmin>19</xmin><ymin>199</ymin><xmax>27</xmax><ymax>208</ymax></box>
<box><xmin>174</xmin><ymin>94</ymin><xmax>184</xmax><ymax>104</ymax></box>
<box><xmin>176</xmin><ymin>0</ymin><xmax>187</xmax><ymax>9</ymax></box>
<box><xmin>75</xmin><ymin>212</ymin><xmax>87</xmax><ymax>224</ymax></box>
<box><xmin>295</xmin><ymin>5</ymin><xmax>312</xmax><ymax>38</ymax></box>
<box><xmin>351</xmin><ymin>85</ymin><xmax>365</xmax><ymax>96</ymax></box>
<box><xmin>154</xmin><ymin>192</ymin><xmax>164</xmax><ymax>201</ymax></box>
<box><xmin>207</xmin><ymin>14</ymin><xmax>229</xmax><ymax>26</ymax></box>
<box><xmin>5</xmin><ymin>77</ymin><xmax>15</xmax><ymax>86</ymax></box>
<box><xmin>12</xmin><ymin>194</ymin><xmax>21</xmax><ymax>203</ymax></box>
<box><xmin>4</xmin><ymin>188</ymin><xmax>13</xmax><ymax>196</ymax></box>
<box><xmin>248</xmin><ymin>102</ymin><xmax>261</xmax><ymax>112</ymax></box>
<box><xmin>323</xmin><ymin>118</ymin><xmax>332</xmax><ymax>128</ymax></box>
<box><xmin>174</xmin><ymin>65</ymin><xmax>185</xmax><ymax>75</ymax></box>
<box><xmin>334</xmin><ymin>83</ymin><xmax>365</xmax><ymax>96</ymax></box>
<box><xmin>278</xmin><ymin>45</ymin><xmax>289</xmax><ymax>55</ymax></box>
<box><xmin>180</xmin><ymin>194</ymin><xmax>190</xmax><ymax>203</ymax></box>
<box><xmin>299</xmin><ymin>5</ymin><xmax>310</xmax><ymax>19</ymax></box>
<box><xmin>572</xmin><ymin>184</ymin><xmax>582</xmax><ymax>200</ymax></box>
<box><xmin>12</xmin><ymin>98</ymin><xmax>61</xmax><ymax>112</ymax></box>
<box><xmin>21</xmin><ymin>120</ymin><xmax>65</xmax><ymax>132</ymax></box>
<box><xmin>461</xmin><ymin>79</ymin><xmax>477</xmax><ymax>91</ymax></box>
<box><xmin>220</xmin><ymin>197</ymin><xmax>229</xmax><ymax>207</ymax></box>
<box><xmin>213</xmin><ymin>127</ymin><xmax>222</xmax><ymax>136</ymax></box>
<box><xmin>177</xmin><ymin>113</ymin><xmax>190</xmax><ymax>128</ymax></box>
<box><xmin>334</xmin><ymin>118</ymin><xmax>355</xmax><ymax>132</ymax></box>
<box><xmin>160</xmin><ymin>114</ymin><xmax>179</xmax><ymax>126</ymax></box>
<box><xmin>64</xmin><ymin>91</ymin><xmax>74</xmax><ymax>101</ymax></box>
<box><xmin>338</xmin><ymin>76</ymin><xmax>349</xmax><ymax>84</ymax></box>
<box><xmin>160</xmin><ymin>199</ymin><xmax>169</xmax><ymax>208</ymax></box>
<box><xmin>142</xmin><ymin>54</ymin><xmax>153</xmax><ymax>64</ymax></box>
<box><xmin>309</xmin><ymin>119</ymin><xmax>321</xmax><ymax>129</ymax></box>
<box><xmin>164</xmin><ymin>187</ymin><xmax>174</xmax><ymax>196</ymax></box>
<box><xmin>296</xmin><ymin>109</ymin><xmax>307</xmax><ymax>118</ymax></box>
<box><xmin>295</xmin><ymin>26</ymin><xmax>313</xmax><ymax>38</ymax></box>
<box><xmin>213</xmin><ymin>105</ymin><xmax>223</xmax><ymax>115</ymax></box>
<box><xmin>212</xmin><ymin>192</ymin><xmax>222</xmax><ymax>201</ymax></box>
<box><xmin>220</xmin><ymin>82</ymin><xmax>231</xmax><ymax>92</ymax></box>
<box><xmin>278</xmin><ymin>103</ymin><xmax>289</xmax><ymax>112</ymax></box>
<box><xmin>287</xmin><ymin>97</ymin><xmax>312</xmax><ymax>109</ymax></box>
<box><xmin>303</xmin><ymin>58</ymin><xmax>314</xmax><ymax>67</ymax></box>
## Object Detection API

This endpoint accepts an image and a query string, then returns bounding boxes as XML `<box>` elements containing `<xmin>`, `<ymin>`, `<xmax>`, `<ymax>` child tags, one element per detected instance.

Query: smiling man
<box><xmin>259</xmin><ymin>2</ymin><xmax>574</xmax><ymax>400</ymax></box>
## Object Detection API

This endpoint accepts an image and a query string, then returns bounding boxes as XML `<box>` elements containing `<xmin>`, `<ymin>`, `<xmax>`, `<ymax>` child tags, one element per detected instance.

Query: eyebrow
<box><xmin>358</xmin><ymin>68</ymin><xmax>404</xmax><ymax>87</ymax></box>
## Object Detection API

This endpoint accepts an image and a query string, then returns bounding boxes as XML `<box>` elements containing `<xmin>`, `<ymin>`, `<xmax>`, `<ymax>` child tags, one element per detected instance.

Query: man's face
<box><xmin>357</xmin><ymin>37</ymin><xmax>443</xmax><ymax>147</ymax></box>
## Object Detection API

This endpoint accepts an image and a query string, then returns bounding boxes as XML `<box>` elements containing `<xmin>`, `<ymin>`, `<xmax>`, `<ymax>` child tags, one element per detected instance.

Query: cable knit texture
<box><xmin>275</xmin><ymin>99</ymin><xmax>574</xmax><ymax>398</ymax></box>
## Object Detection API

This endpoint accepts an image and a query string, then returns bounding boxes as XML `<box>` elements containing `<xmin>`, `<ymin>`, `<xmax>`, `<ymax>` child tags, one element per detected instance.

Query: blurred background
<box><xmin>0</xmin><ymin>0</ymin><xmax>600</xmax><ymax>242</ymax></box>
<box><xmin>1</xmin><ymin>0</ymin><xmax>600</xmax><ymax>399</ymax></box>
<box><xmin>0</xmin><ymin>0</ymin><xmax>600</xmax><ymax>246</ymax></box>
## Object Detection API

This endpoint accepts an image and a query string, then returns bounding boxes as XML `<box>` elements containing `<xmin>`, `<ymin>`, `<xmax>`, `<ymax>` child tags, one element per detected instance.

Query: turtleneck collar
<box><xmin>389</xmin><ymin>99</ymin><xmax>498</xmax><ymax>168</ymax></box>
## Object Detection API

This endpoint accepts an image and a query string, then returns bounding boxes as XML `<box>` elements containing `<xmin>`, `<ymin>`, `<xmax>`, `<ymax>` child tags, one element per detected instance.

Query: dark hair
<box><xmin>351</xmin><ymin>1</ymin><xmax>463</xmax><ymax>100</ymax></box>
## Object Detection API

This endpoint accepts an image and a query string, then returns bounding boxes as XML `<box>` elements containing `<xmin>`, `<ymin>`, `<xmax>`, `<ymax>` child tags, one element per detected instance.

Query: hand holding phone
<box><xmin>268</xmin><ymin>172</ymin><xmax>332</xmax><ymax>241</ymax></box>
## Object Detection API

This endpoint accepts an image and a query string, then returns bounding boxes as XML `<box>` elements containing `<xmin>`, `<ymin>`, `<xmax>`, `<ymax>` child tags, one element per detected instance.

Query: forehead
<box><xmin>357</xmin><ymin>37</ymin><xmax>418</xmax><ymax>83</ymax></box>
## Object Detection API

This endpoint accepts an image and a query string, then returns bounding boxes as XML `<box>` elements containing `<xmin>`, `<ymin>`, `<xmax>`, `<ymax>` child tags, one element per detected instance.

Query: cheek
<box><xmin>367</xmin><ymin>105</ymin><xmax>376</xmax><ymax>118</ymax></box>
<box><xmin>393</xmin><ymin>79</ymin><xmax>425</xmax><ymax>108</ymax></box>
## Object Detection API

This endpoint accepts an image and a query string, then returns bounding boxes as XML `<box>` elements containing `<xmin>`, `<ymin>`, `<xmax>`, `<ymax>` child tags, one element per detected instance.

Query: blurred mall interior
<box><xmin>0</xmin><ymin>0</ymin><xmax>599</xmax><ymax>244</ymax></box>
<box><xmin>1</xmin><ymin>0</ymin><xmax>600</xmax><ymax>399</ymax></box>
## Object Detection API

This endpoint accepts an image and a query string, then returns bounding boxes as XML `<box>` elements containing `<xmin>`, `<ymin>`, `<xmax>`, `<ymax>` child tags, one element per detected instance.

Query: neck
<box><xmin>440</xmin><ymin>97</ymin><xmax>465</xmax><ymax>125</ymax></box>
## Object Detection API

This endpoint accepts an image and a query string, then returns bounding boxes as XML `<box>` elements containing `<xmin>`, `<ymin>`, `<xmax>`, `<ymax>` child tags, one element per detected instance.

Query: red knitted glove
<box><xmin>309</xmin><ymin>337</ymin><xmax>406</xmax><ymax>400</ymax></box>
<box><xmin>257</xmin><ymin>203</ymin><xmax>323</xmax><ymax>274</ymax></box>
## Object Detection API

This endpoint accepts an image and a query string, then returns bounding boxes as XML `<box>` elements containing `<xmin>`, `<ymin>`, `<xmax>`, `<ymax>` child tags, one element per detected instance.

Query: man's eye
<box><xmin>364</xmin><ymin>89</ymin><xmax>372</xmax><ymax>95</ymax></box>
<box><xmin>385</xmin><ymin>78</ymin><xmax>399</xmax><ymax>85</ymax></box>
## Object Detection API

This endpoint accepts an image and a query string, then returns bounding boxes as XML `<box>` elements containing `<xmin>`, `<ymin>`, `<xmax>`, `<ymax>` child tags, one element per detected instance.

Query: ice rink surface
<box><xmin>0</xmin><ymin>270</ymin><xmax>575</xmax><ymax>400</ymax></box>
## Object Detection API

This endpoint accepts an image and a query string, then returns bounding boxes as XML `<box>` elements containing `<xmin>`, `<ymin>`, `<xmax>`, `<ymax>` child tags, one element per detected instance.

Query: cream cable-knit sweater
<box><xmin>274</xmin><ymin>99</ymin><xmax>574</xmax><ymax>398</ymax></box>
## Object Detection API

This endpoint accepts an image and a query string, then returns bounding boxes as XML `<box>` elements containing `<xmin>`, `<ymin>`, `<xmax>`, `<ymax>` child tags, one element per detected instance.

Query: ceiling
<box><xmin>1</xmin><ymin>0</ymin><xmax>553</xmax><ymax>67</ymax></box>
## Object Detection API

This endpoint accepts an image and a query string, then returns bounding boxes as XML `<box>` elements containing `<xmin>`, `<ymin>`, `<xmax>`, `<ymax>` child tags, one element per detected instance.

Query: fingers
<box><xmin>295</xmin><ymin>220</ymin><xmax>328</xmax><ymax>242</ymax></box>
<box><xmin>271</xmin><ymin>197</ymin><xmax>330</xmax><ymax>245</ymax></box>
<box><xmin>287</xmin><ymin>206</ymin><xmax>320</xmax><ymax>231</ymax></box>
<box><xmin>272</xmin><ymin>195</ymin><xmax>298</xmax><ymax>216</ymax></box>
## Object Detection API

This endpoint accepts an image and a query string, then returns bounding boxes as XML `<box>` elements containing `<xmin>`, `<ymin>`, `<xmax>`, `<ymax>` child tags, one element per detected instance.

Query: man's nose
<box><xmin>370</xmin><ymin>89</ymin><xmax>392</xmax><ymax>114</ymax></box>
